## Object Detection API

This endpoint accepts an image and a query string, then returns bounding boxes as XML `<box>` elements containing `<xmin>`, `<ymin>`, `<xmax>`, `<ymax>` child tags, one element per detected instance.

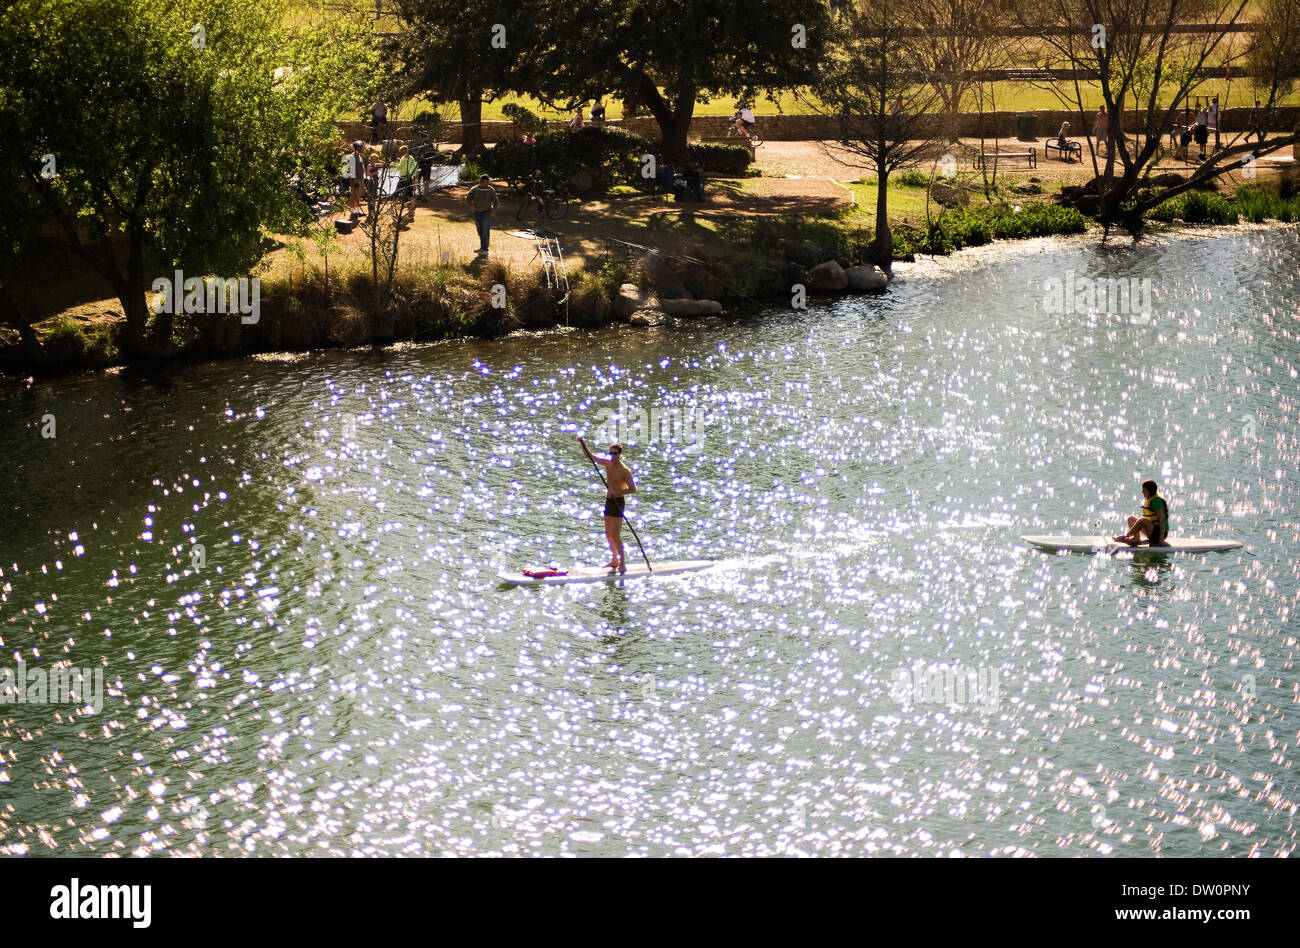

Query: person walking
<box><xmin>1194</xmin><ymin>105</ymin><xmax>1209</xmax><ymax>160</ymax></box>
<box><xmin>1209</xmin><ymin>95</ymin><xmax>1220</xmax><ymax>151</ymax></box>
<box><xmin>466</xmin><ymin>174</ymin><xmax>498</xmax><ymax>255</ymax></box>
<box><xmin>1092</xmin><ymin>107</ymin><xmax>1109</xmax><ymax>158</ymax></box>
<box><xmin>346</xmin><ymin>140</ymin><xmax>366</xmax><ymax>216</ymax></box>
<box><xmin>1249</xmin><ymin>99</ymin><xmax>1263</xmax><ymax>144</ymax></box>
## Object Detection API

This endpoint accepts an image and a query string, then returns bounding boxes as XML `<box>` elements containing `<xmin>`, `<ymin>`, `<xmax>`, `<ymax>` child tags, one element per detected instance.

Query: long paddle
<box><xmin>580</xmin><ymin>439</ymin><xmax>651</xmax><ymax>572</ymax></box>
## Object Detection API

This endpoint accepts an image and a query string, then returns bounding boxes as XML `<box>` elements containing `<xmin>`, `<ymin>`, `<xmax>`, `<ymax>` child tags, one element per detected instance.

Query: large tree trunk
<box><xmin>640</xmin><ymin>80</ymin><xmax>696</xmax><ymax>164</ymax></box>
<box><xmin>874</xmin><ymin>165</ymin><xmax>892</xmax><ymax>272</ymax></box>
<box><xmin>458</xmin><ymin>91</ymin><xmax>485</xmax><ymax>156</ymax></box>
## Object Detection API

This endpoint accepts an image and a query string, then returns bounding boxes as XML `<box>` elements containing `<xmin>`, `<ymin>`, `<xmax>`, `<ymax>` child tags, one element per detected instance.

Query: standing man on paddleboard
<box><xmin>578</xmin><ymin>436</ymin><xmax>637</xmax><ymax>572</ymax></box>
<box><xmin>1113</xmin><ymin>480</ymin><xmax>1170</xmax><ymax>546</ymax></box>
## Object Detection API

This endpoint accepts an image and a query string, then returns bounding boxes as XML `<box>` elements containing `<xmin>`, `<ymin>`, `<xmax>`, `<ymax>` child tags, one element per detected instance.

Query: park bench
<box><xmin>1044</xmin><ymin>139</ymin><xmax>1083</xmax><ymax>162</ymax></box>
<box><xmin>974</xmin><ymin>148</ymin><xmax>1037</xmax><ymax>169</ymax></box>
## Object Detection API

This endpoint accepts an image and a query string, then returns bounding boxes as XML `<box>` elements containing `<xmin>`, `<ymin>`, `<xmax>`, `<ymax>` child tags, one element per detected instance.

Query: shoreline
<box><xmin>4</xmin><ymin>215</ymin><xmax>1297</xmax><ymax>381</ymax></box>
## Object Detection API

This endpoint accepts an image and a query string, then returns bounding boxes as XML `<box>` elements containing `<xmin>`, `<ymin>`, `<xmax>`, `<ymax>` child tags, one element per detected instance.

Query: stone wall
<box><xmin>338</xmin><ymin>107</ymin><xmax>1300</xmax><ymax>146</ymax></box>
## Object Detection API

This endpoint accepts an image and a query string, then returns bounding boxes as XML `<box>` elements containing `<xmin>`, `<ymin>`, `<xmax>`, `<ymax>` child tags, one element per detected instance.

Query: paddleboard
<box><xmin>499</xmin><ymin>559</ymin><xmax>714</xmax><ymax>585</ymax></box>
<box><xmin>1021</xmin><ymin>535</ymin><xmax>1243</xmax><ymax>554</ymax></box>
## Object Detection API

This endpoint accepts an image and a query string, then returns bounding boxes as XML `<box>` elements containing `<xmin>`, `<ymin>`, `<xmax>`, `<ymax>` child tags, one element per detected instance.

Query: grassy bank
<box><xmin>10</xmin><ymin>172</ymin><xmax>1299</xmax><ymax>375</ymax></box>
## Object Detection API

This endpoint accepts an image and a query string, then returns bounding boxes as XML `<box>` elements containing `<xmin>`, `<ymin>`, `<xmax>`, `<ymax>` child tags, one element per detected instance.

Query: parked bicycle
<box><xmin>515</xmin><ymin>177</ymin><xmax>572</xmax><ymax>220</ymax></box>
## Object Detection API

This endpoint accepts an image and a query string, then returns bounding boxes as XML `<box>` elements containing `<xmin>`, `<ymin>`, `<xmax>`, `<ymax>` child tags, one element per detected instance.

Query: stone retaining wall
<box><xmin>339</xmin><ymin>107</ymin><xmax>1300</xmax><ymax>146</ymax></box>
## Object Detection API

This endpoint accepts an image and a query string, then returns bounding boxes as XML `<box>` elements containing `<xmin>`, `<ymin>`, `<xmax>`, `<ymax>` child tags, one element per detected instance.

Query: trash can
<box><xmin>1015</xmin><ymin>114</ymin><xmax>1039</xmax><ymax>142</ymax></box>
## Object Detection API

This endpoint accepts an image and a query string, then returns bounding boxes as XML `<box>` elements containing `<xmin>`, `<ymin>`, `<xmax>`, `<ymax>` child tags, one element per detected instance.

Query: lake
<box><xmin>2</xmin><ymin>226</ymin><xmax>1298</xmax><ymax>856</ymax></box>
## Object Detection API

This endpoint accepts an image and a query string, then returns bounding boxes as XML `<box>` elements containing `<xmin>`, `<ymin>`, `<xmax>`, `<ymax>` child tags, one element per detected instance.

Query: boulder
<box><xmin>630</xmin><ymin>308</ymin><xmax>674</xmax><ymax>328</ymax></box>
<box><xmin>613</xmin><ymin>283</ymin><xmax>643</xmax><ymax>321</ymax></box>
<box><xmin>1150</xmin><ymin>172</ymin><xmax>1186</xmax><ymax>188</ymax></box>
<box><xmin>640</xmin><ymin>250</ymin><xmax>691</xmax><ymax>300</ymax></box>
<box><xmin>844</xmin><ymin>265</ymin><xmax>888</xmax><ymax>292</ymax></box>
<box><xmin>659</xmin><ymin>298</ymin><xmax>724</xmax><ymax>316</ymax></box>
<box><xmin>807</xmin><ymin>260</ymin><xmax>849</xmax><ymax>292</ymax></box>
<box><xmin>775</xmin><ymin>238</ymin><xmax>828</xmax><ymax>267</ymax></box>
<box><xmin>930</xmin><ymin>182</ymin><xmax>969</xmax><ymax>207</ymax></box>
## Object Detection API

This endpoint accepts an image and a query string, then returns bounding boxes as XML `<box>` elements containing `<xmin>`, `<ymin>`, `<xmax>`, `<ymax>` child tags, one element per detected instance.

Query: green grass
<box><xmin>842</xmin><ymin>180</ymin><xmax>935</xmax><ymax>223</ymax></box>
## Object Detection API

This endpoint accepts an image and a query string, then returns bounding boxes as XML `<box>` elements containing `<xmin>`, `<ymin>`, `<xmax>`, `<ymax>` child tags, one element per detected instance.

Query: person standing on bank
<box><xmin>1209</xmin><ymin>94</ymin><xmax>1220</xmax><ymax>151</ymax></box>
<box><xmin>577</xmin><ymin>436</ymin><xmax>637</xmax><ymax>572</ymax></box>
<box><xmin>1092</xmin><ymin>107</ymin><xmax>1109</xmax><ymax>158</ymax></box>
<box><xmin>466</xmin><ymin>174</ymin><xmax>498</xmax><ymax>255</ymax></box>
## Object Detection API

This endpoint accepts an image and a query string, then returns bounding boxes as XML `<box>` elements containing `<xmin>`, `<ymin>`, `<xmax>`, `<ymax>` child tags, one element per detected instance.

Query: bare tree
<box><xmin>802</xmin><ymin>0</ymin><xmax>950</xmax><ymax>269</ymax></box>
<box><xmin>908</xmin><ymin>0</ymin><xmax>1016</xmax><ymax>142</ymax></box>
<box><xmin>1015</xmin><ymin>0</ymin><xmax>1299</xmax><ymax>234</ymax></box>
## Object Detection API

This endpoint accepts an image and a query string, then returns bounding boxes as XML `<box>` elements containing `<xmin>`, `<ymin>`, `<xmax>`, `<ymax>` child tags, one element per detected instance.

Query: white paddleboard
<box><xmin>499</xmin><ymin>559</ymin><xmax>714</xmax><ymax>585</ymax></box>
<box><xmin>1021</xmin><ymin>535</ymin><xmax>1243</xmax><ymax>554</ymax></box>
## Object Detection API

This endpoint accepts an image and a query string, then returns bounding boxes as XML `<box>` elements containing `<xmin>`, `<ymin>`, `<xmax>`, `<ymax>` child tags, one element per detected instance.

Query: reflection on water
<box><xmin>1</xmin><ymin>228</ymin><xmax>1299</xmax><ymax>856</ymax></box>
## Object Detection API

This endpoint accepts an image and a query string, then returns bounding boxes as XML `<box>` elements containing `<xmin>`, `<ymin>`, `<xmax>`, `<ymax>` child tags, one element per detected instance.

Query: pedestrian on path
<box><xmin>466</xmin><ymin>174</ymin><xmax>498</xmax><ymax>254</ymax></box>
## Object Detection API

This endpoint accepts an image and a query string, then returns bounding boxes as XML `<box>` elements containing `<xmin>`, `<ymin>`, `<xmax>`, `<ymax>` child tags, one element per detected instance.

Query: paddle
<box><xmin>579</xmin><ymin>436</ymin><xmax>652</xmax><ymax>572</ymax></box>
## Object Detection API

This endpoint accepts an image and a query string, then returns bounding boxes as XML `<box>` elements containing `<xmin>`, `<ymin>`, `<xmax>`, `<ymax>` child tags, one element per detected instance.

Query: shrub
<box><xmin>410</xmin><ymin>110</ymin><xmax>445</xmax><ymax>140</ymax></box>
<box><xmin>1146</xmin><ymin>190</ymin><xmax>1238</xmax><ymax>224</ymax></box>
<box><xmin>482</xmin><ymin>125</ymin><xmax>655</xmax><ymax>190</ymax></box>
<box><xmin>686</xmin><ymin>142</ymin><xmax>751</xmax><ymax>174</ymax></box>
<box><xmin>459</xmin><ymin>158</ymin><xmax>486</xmax><ymax>182</ymax></box>
<box><xmin>500</xmin><ymin>103</ymin><xmax>543</xmax><ymax>136</ymax></box>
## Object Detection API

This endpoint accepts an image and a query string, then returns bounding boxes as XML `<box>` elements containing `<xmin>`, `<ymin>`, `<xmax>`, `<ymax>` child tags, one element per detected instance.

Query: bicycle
<box><xmin>726</xmin><ymin>115</ymin><xmax>763</xmax><ymax>147</ymax></box>
<box><xmin>515</xmin><ymin>177</ymin><xmax>571</xmax><ymax>220</ymax></box>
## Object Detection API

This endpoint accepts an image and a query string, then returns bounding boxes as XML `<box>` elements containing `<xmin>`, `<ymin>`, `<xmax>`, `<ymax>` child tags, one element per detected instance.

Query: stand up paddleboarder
<box><xmin>578</xmin><ymin>436</ymin><xmax>637</xmax><ymax>572</ymax></box>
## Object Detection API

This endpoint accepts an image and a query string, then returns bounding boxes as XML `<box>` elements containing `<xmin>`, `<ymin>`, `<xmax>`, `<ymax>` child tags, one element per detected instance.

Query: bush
<box><xmin>1146</xmin><ymin>190</ymin><xmax>1238</xmax><ymax>224</ymax></box>
<box><xmin>410</xmin><ymin>110</ymin><xmax>445</xmax><ymax>140</ymax></box>
<box><xmin>894</xmin><ymin>203</ymin><xmax>1087</xmax><ymax>257</ymax></box>
<box><xmin>686</xmin><ymin>142</ymin><xmax>751</xmax><ymax>174</ymax></box>
<box><xmin>459</xmin><ymin>158</ymin><xmax>486</xmax><ymax>182</ymax></box>
<box><xmin>501</xmin><ymin>102</ymin><xmax>543</xmax><ymax>136</ymax></box>
<box><xmin>482</xmin><ymin>125</ymin><xmax>655</xmax><ymax>190</ymax></box>
<box><xmin>1232</xmin><ymin>184</ymin><xmax>1300</xmax><ymax>223</ymax></box>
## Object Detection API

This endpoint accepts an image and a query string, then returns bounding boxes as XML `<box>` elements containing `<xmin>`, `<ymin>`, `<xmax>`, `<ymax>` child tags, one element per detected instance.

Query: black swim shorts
<box><xmin>603</xmin><ymin>496</ymin><xmax>625</xmax><ymax>518</ymax></box>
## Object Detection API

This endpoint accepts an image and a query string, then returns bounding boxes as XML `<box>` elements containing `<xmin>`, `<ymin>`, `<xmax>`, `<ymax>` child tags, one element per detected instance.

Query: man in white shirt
<box><xmin>1208</xmin><ymin>95</ymin><xmax>1220</xmax><ymax>151</ymax></box>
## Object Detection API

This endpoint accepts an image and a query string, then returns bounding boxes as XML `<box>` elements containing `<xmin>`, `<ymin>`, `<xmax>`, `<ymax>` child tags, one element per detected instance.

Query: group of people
<box><xmin>343</xmin><ymin>139</ymin><xmax>424</xmax><ymax>219</ymax></box>
<box><xmin>1171</xmin><ymin>97</ymin><xmax>1219</xmax><ymax>161</ymax></box>
<box><xmin>569</xmin><ymin>98</ymin><xmax>607</xmax><ymax>130</ymax></box>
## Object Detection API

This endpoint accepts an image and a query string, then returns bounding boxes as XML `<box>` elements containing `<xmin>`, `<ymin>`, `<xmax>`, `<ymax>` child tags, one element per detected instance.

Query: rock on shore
<box><xmin>808</xmin><ymin>260</ymin><xmax>849</xmax><ymax>292</ymax></box>
<box><xmin>844</xmin><ymin>265</ymin><xmax>888</xmax><ymax>292</ymax></box>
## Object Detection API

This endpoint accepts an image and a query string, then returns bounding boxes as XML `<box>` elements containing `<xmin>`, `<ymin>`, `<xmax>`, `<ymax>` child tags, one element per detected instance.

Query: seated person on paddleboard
<box><xmin>1113</xmin><ymin>480</ymin><xmax>1170</xmax><ymax>546</ymax></box>
<box><xmin>578</xmin><ymin>436</ymin><xmax>637</xmax><ymax>572</ymax></box>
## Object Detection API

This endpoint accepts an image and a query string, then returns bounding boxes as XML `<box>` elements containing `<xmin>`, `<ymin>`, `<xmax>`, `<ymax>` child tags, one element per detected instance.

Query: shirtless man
<box><xmin>1113</xmin><ymin>480</ymin><xmax>1170</xmax><ymax>547</ymax></box>
<box><xmin>577</xmin><ymin>436</ymin><xmax>637</xmax><ymax>572</ymax></box>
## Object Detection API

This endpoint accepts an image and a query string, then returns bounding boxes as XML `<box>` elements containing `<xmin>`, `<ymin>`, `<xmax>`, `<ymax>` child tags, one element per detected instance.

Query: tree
<box><xmin>801</xmin><ymin>0</ymin><xmax>949</xmax><ymax>268</ymax></box>
<box><xmin>907</xmin><ymin>0</ymin><xmax>1015</xmax><ymax>141</ymax></box>
<box><xmin>522</xmin><ymin>0</ymin><xmax>832</xmax><ymax>162</ymax></box>
<box><xmin>1247</xmin><ymin>0</ymin><xmax>1300</xmax><ymax>121</ymax></box>
<box><xmin>0</xmin><ymin>0</ymin><xmax>373</xmax><ymax>360</ymax></box>
<box><xmin>387</xmin><ymin>0</ymin><xmax>531</xmax><ymax>155</ymax></box>
<box><xmin>1014</xmin><ymin>0</ymin><xmax>1299</xmax><ymax>234</ymax></box>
